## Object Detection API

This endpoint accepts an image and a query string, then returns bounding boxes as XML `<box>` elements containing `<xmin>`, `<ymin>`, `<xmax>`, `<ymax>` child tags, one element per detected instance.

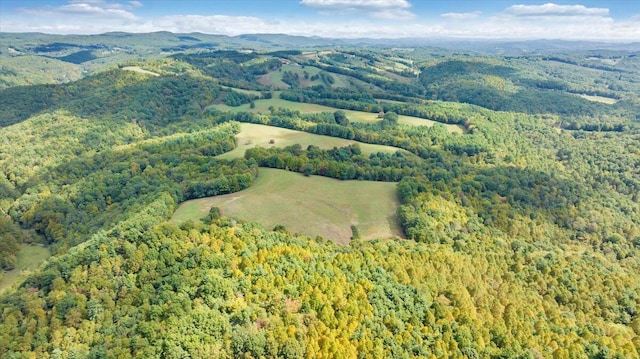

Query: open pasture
<box><xmin>216</xmin><ymin>123</ymin><xmax>404</xmax><ymax>159</ymax></box>
<box><xmin>0</xmin><ymin>245</ymin><xmax>51</xmax><ymax>294</ymax></box>
<box><xmin>171</xmin><ymin>168</ymin><xmax>403</xmax><ymax>244</ymax></box>
<box><xmin>121</xmin><ymin>66</ymin><xmax>160</xmax><ymax>76</ymax></box>
<box><xmin>257</xmin><ymin>64</ymin><xmax>351</xmax><ymax>88</ymax></box>
<box><xmin>212</xmin><ymin>97</ymin><xmax>464</xmax><ymax>133</ymax></box>
<box><xmin>221</xmin><ymin>86</ymin><xmax>262</xmax><ymax>96</ymax></box>
<box><xmin>577</xmin><ymin>93</ymin><xmax>619</xmax><ymax>104</ymax></box>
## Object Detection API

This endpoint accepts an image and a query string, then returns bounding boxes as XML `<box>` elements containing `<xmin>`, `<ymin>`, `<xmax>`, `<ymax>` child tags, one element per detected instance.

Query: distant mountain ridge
<box><xmin>3</xmin><ymin>31</ymin><xmax>640</xmax><ymax>52</ymax></box>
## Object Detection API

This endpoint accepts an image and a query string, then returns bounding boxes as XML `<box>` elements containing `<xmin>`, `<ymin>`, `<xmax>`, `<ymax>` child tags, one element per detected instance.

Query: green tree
<box><xmin>334</xmin><ymin>110</ymin><xmax>349</xmax><ymax>126</ymax></box>
<box><xmin>382</xmin><ymin>111</ymin><xmax>398</xmax><ymax>127</ymax></box>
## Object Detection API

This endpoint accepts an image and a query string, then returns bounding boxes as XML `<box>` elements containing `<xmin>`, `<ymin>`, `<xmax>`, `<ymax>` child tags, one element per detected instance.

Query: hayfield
<box><xmin>221</xmin><ymin>86</ymin><xmax>262</xmax><ymax>96</ymax></box>
<box><xmin>171</xmin><ymin>168</ymin><xmax>403</xmax><ymax>244</ymax></box>
<box><xmin>214</xmin><ymin>96</ymin><xmax>336</xmax><ymax>114</ymax></box>
<box><xmin>212</xmin><ymin>97</ymin><xmax>464</xmax><ymax>133</ymax></box>
<box><xmin>345</xmin><ymin>109</ymin><xmax>465</xmax><ymax>133</ymax></box>
<box><xmin>257</xmin><ymin>64</ymin><xmax>350</xmax><ymax>88</ymax></box>
<box><xmin>0</xmin><ymin>245</ymin><xmax>51</xmax><ymax>294</ymax></box>
<box><xmin>121</xmin><ymin>66</ymin><xmax>160</xmax><ymax>77</ymax></box>
<box><xmin>577</xmin><ymin>93</ymin><xmax>618</xmax><ymax>104</ymax></box>
<box><xmin>216</xmin><ymin>123</ymin><xmax>404</xmax><ymax>160</ymax></box>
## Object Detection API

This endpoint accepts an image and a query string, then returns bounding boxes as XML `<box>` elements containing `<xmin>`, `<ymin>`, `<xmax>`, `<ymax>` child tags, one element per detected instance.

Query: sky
<box><xmin>1</xmin><ymin>0</ymin><xmax>639</xmax><ymax>41</ymax></box>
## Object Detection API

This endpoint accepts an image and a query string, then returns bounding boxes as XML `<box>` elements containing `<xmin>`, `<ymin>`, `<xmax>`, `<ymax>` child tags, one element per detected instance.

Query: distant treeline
<box><xmin>542</xmin><ymin>56</ymin><xmax>624</xmax><ymax>73</ymax></box>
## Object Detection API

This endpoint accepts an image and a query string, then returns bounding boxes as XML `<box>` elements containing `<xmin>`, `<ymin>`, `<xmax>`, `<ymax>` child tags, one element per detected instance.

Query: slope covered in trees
<box><xmin>0</xmin><ymin>35</ymin><xmax>639</xmax><ymax>358</ymax></box>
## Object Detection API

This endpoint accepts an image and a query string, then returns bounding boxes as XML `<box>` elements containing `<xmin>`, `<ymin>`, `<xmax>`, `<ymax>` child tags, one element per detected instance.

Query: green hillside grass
<box><xmin>220</xmin><ymin>85</ymin><xmax>262</xmax><ymax>96</ymax></box>
<box><xmin>0</xmin><ymin>245</ymin><xmax>50</xmax><ymax>294</ymax></box>
<box><xmin>257</xmin><ymin>64</ymin><xmax>351</xmax><ymax>88</ymax></box>
<box><xmin>214</xmin><ymin>96</ymin><xmax>328</xmax><ymax>113</ymax></box>
<box><xmin>346</xmin><ymin>109</ymin><xmax>465</xmax><ymax>133</ymax></box>
<box><xmin>216</xmin><ymin>123</ymin><xmax>404</xmax><ymax>160</ymax></box>
<box><xmin>578</xmin><ymin>93</ymin><xmax>618</xmax><ymax>104</ymax></box>
<box><xmin>121</xmin><ymin>66</ymin><xmax>160</xmax><ymax>77</ymax></box>
<box><xmin>212</xmin><ymin>97</ymin><xmax>464</xmax><ymax>133</ymax></box>
<box><xmin>257</xmin><ymin>65</ymin><xmax>299</xmax><ymax>88</ymax></box>
<box><xmin>171</xmin><ymin>168</ymin><xmax>402</xmax><ymax>244</ymax></box>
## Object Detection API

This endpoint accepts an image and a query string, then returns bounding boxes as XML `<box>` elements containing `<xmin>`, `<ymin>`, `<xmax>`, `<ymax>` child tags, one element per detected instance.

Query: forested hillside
<box><xmin>1</xmin><ymin>34</ymin><xmax>639</xmax><ymax>358</ymax></box>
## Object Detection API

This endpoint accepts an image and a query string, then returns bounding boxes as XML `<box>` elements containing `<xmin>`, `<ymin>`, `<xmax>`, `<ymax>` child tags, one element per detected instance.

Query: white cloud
<box><xmin>58</xmin><ymin>3</ymin><xmax>138</xmax><ymax>20</ymax></box>
<box><xmin>7</xmin><ymin>1</ymin><xmax>144</xmax><ymax>34</ymax></box>
<box><xmin>129</xmin><ymin>1</ymin><xmax>143</xmax><ymax>8</ymax></box>
<box><xmin>300</xmin><ymin>0</ymin><xmax>414</xmax><ymax>19</ymax></box>
<box><xmin>430</xmin><ymin>3</ymin><xmax>634</xmax><ymax>41</ymax></box>
<box><xmin>66</xmin><ymin>0</ymin><xmax>135</xmax><ymax>10</ymax></box>
<box><xmin>371</xmin><ymin>9</ymin><xmax>415</xmax><ymax>20</ymax></box>
<box><xmin>440</xmin><ymin>11</ymin><xmax>481</xmax><ymax>20</ymax></box>
<box><xmin>300</xmin><ymin>0</ymin><xmax>411</xmax><ymax>10</ymax></box>
<box><xmin>2</xmin><ymin>1</ymin><xmax>639</xmax><ymax>41</ymax></box>
<box><xmin>67</xmin><ymin>0</ymin><xmax>108</xmax><ymax>4</ymax></box>
<box><xmin>20</xmin><ymin>1</ymin><xmax>140</xmax><ymax>20</ymax></box>
<box><xmin>151</xmin><ymin>15</ymin><xmax>275</xmax><ymax>35</ymax></box>
<box><xmin>505</xmin><ymin>3</ymin><xmax>609</xmax><ymax>17</ymax></box>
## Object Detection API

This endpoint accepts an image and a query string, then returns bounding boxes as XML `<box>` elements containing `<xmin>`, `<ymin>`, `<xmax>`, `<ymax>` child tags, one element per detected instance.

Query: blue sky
<box><xmin>1</xmin><ymin>1</ymin><xmax>639</xmax><ymax>40</ymax></box>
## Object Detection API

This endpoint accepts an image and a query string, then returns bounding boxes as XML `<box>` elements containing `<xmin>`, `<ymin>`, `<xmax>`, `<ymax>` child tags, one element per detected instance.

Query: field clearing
<box><xmin>257</xmin><ymin>64</ymin><xmax>314</xmax><ymax>88</ymax></box>
<box><xmin>258</xmin><ymin>64</ymin><xmax>351</xmax><ymax>88</ymax></box>
<box><xmin>216</xmin><ymin>123</ymin><xmax>404</xmax><ymax>160</ymax></box>
<box><xmin>346</xmin><ymin>110</ymin><xmax>464</xmax><ymax>133</ymax></box>
<box><xmin>577</xmin><ymin>94</ymin><xmax>618</xmax><ymax>104</ymax></box>
<box><xmin>214</xmin><ymin>96</ymin><xmax>335</xmax><ymax>113</ymax></box>
<box><xmin>257</xmin><ymin>71</ymin><xmax>287</xmax><ymax>88</ymax></box>
<box><xmin>241</xmin><ymin>56</ymin><xmax>271</xmax><ymax>66</ymax></box>
<box><xmin>171</xmin><ymin>168</ymin><xmax>403</xmax><ymax>244</ymax></box>
<box><xmin>0</xmin><ymin>245</ymin><xmax>51</xmax><ymax>294</ymax></box>
<box><xmin>376</xmin><ymin>68</ymin><xmax>414</xmax><ymax>83</ymax></box>
<box><xmin>222</xmin><ymin>86</ymin><xmax>262</xmax><ymax>96</ymax></box>
<box><xmin>212</xmin><ymin>97</ymin><xmax>464</xmax><ymax>133</ymax></box>
<box><xmin>122</xmin><ymin>66</ymin><xmax>160</xmax><ymax>76</ymax></box>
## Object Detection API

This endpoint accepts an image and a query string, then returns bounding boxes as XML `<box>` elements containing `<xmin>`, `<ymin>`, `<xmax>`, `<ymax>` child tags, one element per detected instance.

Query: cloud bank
<box><xmin>300</xmin><ymin>0</ymin><xmax>415</xmax><ymax>20</ymax></box>
<box><xmin>440</xmin><ymin>11</ymin><xmax>481</xmax><ymax>20</ymax></box>
<box><xmin>504</xmin><ymin>3</ymin><xmax>609</xmax><ymax>17</ymax></box>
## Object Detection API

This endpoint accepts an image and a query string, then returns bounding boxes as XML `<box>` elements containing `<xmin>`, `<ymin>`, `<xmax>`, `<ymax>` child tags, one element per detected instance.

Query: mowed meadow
<box><xmin>216</xmin><ymin>122</ymin><xmax>405</xmax><ymax>160</ymax></box>
<box><xmin>212</xmin><ymin>95</ymin><xmax>464</xmax><ymax>133</ymax></box>
<box><xmin>256</xmin><ymin>63</ymin><xmax>352</xmax><ymax>89</ymax></box>
<box><xmin>171</xmin><ymin>168</ymin><xmax>403</xmax><ymax>244</ymax></box>
<box><xmin>0</xmin><ymin>245</ymin><xmax>50</xmax><ymax>294</ymax></box>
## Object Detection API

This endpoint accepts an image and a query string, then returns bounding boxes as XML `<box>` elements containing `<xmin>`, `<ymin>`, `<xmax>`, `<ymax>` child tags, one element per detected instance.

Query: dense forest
<box><xmin>1</xmin><ymin>34</ymin><xmax>639</xmax><ymax>358</ymax></box>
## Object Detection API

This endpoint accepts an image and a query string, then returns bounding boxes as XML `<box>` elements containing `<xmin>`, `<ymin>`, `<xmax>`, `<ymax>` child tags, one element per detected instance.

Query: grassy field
<box><xmin>216</xmin><ymin>123</ymin><xmax>404</xmax><ymax>160</ymax></box>
<box><xmin>122</xmin><ymin>66</ymin><xmax>160</xmax><ymax>77</ymax></box>
<box><xmin>577</xmin><ymin>93</ymin><xmax>618</xmax><ymax>104</ymax></box>
<box><xmin>212</xmin><ymin>97</ymin><xmax>464</xmax><ymax>133</ymax></box>
<box><xmin>221</xmin><ymin>86</ymin><xmax>262</xmax><ymax>96</ymax></box>
<box><xmin>257</xmin><ymin>64</ymin><xmax>316</xmax><ymax>88</ymax></box>
<box><xmin>0</xmin><ymin>245</ymin><xmax>51</xmax><ymax>294</ymax></box>
<box><xmin>171</xmin><ymin>168</ymin><xmax>403</xmax><ymax>244</ymax></box>
<box><xmin>257</xmin><ymin>64</ymin><xmax>351</xmax><ymax>89</ymax></box>
<box><xmin>346</xmin><ymin>109</ymin><xmax>464</xmax><ymax>133</ymax></box>
<box><xmin>214</xmin><ymin>96</ymin><xmax>334</xmax><ymax>113</ymax></box>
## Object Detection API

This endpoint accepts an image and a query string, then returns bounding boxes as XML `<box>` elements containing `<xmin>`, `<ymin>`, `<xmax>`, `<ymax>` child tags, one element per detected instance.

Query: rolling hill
<box><xmin>0</xmin><ymin>32</ymin><xmax>639</xmax><ymax>358</ymax></box>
